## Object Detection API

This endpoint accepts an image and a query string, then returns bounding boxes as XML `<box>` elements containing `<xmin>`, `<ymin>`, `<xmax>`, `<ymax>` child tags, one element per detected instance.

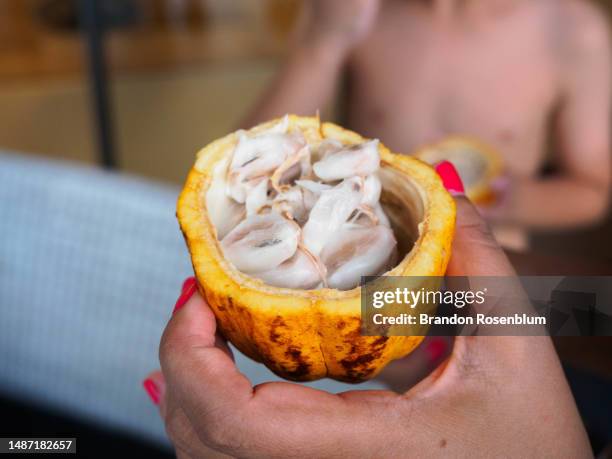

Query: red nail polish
<box><xmin>425</xmin><ymin>338</ymin><xmax>448</xmax><ymax>363</ymax></box>
<box><xmin>173</xmin><ymin>277</ymin><xmax>197</xmax><ymax>313</ymax></box>
<box><xmin>143</xmin><ymin>378</ymin><xmax>160</xmax><ymax>405</ymax></box>
<box><xmin>434</xmin><ymin>161</ymin><xmax>465</xmax><ymax>195</ymax></box>
<box><xmin>181</xmin><ymin>276</ymin><xmax>196</xmax><ymax>293</ymax></box>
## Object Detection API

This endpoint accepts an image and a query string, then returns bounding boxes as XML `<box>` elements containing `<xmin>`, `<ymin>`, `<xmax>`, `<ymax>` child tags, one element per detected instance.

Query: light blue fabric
<box><xmin>0</xmin><ymin>152</ymin><xmax>386</xmax><ymax>447</ymax></box>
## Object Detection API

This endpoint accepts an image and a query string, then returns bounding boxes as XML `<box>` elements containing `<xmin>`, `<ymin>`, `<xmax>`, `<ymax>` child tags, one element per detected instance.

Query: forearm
<box><xmin>240</xmin><ymin>40</ymin><xmax>348</xmax><ymax>128</ymax></box>
<box><xmin>494</xmin><ymin>177</ymin><xmax>609</xmax><ymax>229</ymax></box>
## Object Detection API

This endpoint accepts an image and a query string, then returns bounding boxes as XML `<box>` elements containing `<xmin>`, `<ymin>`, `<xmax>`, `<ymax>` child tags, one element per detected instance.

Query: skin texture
<box><xmin>147</xmin><ymin>197</ymin><xmax>592</xmax><ymax>458</ymax></box>
<box><xmin>243</xmin><ymin>0</ymin><xmax>611</xmax><ymax>235</ymax></box>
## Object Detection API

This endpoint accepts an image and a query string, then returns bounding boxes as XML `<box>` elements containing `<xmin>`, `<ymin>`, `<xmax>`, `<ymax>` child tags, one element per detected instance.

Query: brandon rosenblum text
<box><xmin>372</xmin><ymin>313</ymin><xmax>546</xmax><ymax>326</ymax></box>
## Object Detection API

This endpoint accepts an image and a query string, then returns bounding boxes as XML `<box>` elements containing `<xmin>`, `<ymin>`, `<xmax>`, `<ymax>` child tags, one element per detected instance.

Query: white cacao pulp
<box><xmin>208</xmin><ymin>117</ymin><xmax>398</xmax><ymax>290</ymax></box>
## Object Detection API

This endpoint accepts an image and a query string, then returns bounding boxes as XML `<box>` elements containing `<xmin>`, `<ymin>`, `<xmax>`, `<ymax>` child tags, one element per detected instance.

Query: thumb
<box><xmin>435</xmin><ymin>162</ymin><xmax>531</xmax><ymax>337</ymax></box>
<box><xmin>434</xmin><ymin>160</ymin><xmax>511</xmax><ymax>277</ymax></box>
<box><xmin>435</xmin><ymin>161</ymin><xmax>518</xmax><ymax>319</ymax></box>
<box><xmin>441</xmin><ymin>196</ymin><xmax>541</xmax><ymax>377</ymax></box>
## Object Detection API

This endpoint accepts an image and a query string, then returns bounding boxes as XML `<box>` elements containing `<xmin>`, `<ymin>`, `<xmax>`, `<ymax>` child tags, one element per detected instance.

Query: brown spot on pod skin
<box><xmin>269</xmin><ymin>316</ymin><xmax>287</xmax><ymax>343</ymax></box>
<box><xmin>372</xmin><ymin>336</ymin><xmax>389</xmax><ymax>346</ymax></box>
<box><xmin>284</xmin><ymin>346</ymin><xmax>311</xmax><ymax>379</ymax></box>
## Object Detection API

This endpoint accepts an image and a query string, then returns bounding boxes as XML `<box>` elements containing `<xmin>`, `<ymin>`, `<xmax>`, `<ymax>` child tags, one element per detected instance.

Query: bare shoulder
<box><xmin>556</xmin><ymin>0</ymin><xmax>611</xmax><ymax>57</ymax></box>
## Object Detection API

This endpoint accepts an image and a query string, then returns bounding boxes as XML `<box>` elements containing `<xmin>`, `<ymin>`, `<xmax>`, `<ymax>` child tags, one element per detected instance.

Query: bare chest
<box><xmin>348</xmin><ymin>10</ymin><xmax>561</xmax><ymax>175</ymax></box>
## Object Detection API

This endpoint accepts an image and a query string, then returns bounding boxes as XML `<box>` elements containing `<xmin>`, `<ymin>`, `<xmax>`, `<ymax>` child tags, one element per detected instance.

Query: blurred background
<box><xmin>0</xmin><ymin>0</ymin><xmax>300</xmax><ymax>181</ymax></box>
<box><xmin>0</xmin><ymin>0</ymin><xmax>610</xmax><ymax>257</ymax></box>
<box><xmin>0</xmin><ymin>1</ymin><xmax>611</xmax><ymax>457</ymax></box>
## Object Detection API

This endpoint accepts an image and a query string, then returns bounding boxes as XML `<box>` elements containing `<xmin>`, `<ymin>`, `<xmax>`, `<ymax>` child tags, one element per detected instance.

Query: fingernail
<box><xmin>425</xmin><ymin>338</ymin><xmax>448</xmax><ymax>363</ymax></box>
<box><xmin>143</xmin><ymin>378</ymin><xmax>160</xmax><ymax>405</ymax></box>
<box><xmin>181</xmin><ymin>276</ymin><xmax>196</xmax><ymax>292</ymax></box>
<box><xmin>435</xmin><ymin>161</ymin><xmax>465</xmax><ymax>195</ymax></box>
<box><xmin>174</xmin><ymin>277</ymin><xmax>197</xmax><ymax>313</ymax></box>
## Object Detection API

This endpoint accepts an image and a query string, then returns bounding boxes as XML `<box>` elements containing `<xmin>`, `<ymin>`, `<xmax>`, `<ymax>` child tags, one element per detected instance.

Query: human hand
<box><xmin>144</xmin><ymin>163</ymin><xmax>590</xmax><ymax>458</ymax></box>
<box><xmin>297</xmin><ymin>0</ymin><xmax>381</xmax><ymax>54</ymax></box>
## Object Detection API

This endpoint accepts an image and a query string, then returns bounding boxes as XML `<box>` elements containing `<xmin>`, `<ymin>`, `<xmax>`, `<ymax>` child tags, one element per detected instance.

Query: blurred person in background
<box><xmin>244</xmin><ymin>0</ymin><xmax>611</xmax><ymax>251</ymax></box>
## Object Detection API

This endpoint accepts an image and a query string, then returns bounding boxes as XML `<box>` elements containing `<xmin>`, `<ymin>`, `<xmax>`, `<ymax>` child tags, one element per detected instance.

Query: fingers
<box><xmin>159</xmin><ymin>287</ymin><xmax>253</xmax><ymax>433</ymax></box>
<box><xmin>158</xmin><ymin>283</ymin><xmax>393</xmax><ymax>456</ymax></box>
<box><xmin>157</xmin><ymin>279</ymin><xmax>358</xmax><ymax>456</ymax></box>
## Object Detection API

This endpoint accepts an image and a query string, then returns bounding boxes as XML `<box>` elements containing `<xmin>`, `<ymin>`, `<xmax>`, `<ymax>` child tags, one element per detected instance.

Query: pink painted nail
<box><xmin>181</xmin><ymin>276</ymin><xmax>196</xmax><ymax>292</ymax></box>
<box><xmin>435</xmin><ymin>161</ymin><xmax>465</xmax><ymax>196</ymax></box>
<box><xmin>143</xmin><ymin>378</ymin><xmax>160</xmax><ymax>405</ymax></box>
<box><xmin>173</xmin><ymin>277</ymin><xmax>197</xmax><ymax>313</ymax></box>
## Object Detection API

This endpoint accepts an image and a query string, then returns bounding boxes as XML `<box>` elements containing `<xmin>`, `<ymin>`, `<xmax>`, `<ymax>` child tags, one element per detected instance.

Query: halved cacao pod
<box><xmin>177</xmin><ymin>116</ymin><xmax>455</xmax><ymax>382</ymax></box>
<box><xmin>415</xmin><ymin>136</ymin><xmax>503</xmax><ymax>205</ymax></box>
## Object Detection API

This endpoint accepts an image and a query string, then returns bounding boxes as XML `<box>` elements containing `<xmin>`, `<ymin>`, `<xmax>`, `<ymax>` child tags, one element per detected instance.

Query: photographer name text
<box><xmin>371</xmin><ymin>313</ymin><xmax>546</xmax><ymax>326</ymax></box>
